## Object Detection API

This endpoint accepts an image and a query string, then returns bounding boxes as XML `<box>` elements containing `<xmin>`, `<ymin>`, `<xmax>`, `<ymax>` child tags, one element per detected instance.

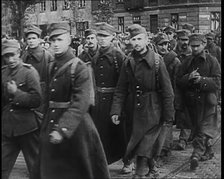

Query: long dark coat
<box><xmin>110</xmin><ymin>48</ymin><xmax>174</xmax><ymax>160</ymax></box>
<box><xmin>90</xmin><ymin>44</ymin><xmax>127</xmax><ymax>164</ymax></box>
<box><xmin>176</xmin><ymin>50</ymin><xmax>221</xmax><ymax>139</ymax></box>
<box><xmin>33</xmin><ymin>48</ymin><xmax>110</xmax><ymax>179</ymax></box>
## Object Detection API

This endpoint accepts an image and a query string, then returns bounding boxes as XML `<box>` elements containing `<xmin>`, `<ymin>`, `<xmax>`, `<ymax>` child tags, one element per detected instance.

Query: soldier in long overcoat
<box><xmin>173</xmin><ymin>29</ymin><xmax>193</xmax><ymax>150</ymax></box>
<box><xmin>153</xmin><ymin>32</ymin><xmax>181</xmax><ymax>159</ymax></box>
<box><xmin>176</xmin><ymin>33</ymin><xmax>221</xmax><ymax>170</ymax></box>
<box><xmin>110</xmin><ymin>24</ymin><xmax>174</xmax><ymax>178</ymax></box>
<box><xmin>21</xmin><ymin>25</ymin><xmax>54</xmax><ymax>114</ymax></box>
<box><xmin>2</xmin><ymin>39</ymin><xmax>41</xmax><ymax>179</ymax></box>
<box><xmin>32</xmin><ymin>22</ymin><xmax>110</xmax><ymax>179</ymax></box>
<box><xmin>90</xmin><ymin>22</ymin><xmax>127</xmax><ymax>165</ymax></box>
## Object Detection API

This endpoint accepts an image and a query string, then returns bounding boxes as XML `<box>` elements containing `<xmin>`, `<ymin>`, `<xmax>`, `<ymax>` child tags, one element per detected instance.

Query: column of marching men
<box><xmin>1</xmin><ymin>21</ymin><xmax>221</xmax><ymax>179</ymax></box>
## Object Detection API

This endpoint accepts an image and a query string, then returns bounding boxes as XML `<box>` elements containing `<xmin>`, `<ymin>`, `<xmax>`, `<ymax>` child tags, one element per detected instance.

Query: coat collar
<box><xmin>98</xmin><ymin>44</ymin><xmax>115</xmax><ymax>64</ymax></box>
<box><xmin>28</xmin><ymin>45</ymin><xmax>44</xmax><ymax>62</ymax></box>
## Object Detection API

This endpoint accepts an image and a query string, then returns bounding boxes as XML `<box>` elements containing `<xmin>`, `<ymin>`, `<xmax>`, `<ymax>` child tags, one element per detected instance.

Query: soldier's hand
<box><xmin>111</xmin><ymin>115</ymin><xmax>120</xmax><ymax>125</ymax></box>
<box><xmin>7</xmin><ymin>80</ymin><xmax>17</xmax><ymax>94</ymax></box>
<box><xmin>189</xmin><ymin>68</ymin><xmax>200</xmax><ymax>80</ymax></box>
<box><xmin>193</xmin><ymin>75</ymin><xmax>202</xmax><ymax>83</ymax></box>
<box><xmin>49</xmin><ymin>130</ymin><xmax>63</xmax><ymax>144</ymax></box>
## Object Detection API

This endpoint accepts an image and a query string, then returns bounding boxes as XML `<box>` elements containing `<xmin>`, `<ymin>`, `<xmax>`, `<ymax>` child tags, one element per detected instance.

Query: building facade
<box><xmin>93</xmin><ymin>0</ymin><xmax>221</xmax><ymax>34</ymax></box>
<box><xmin>27</xmin><ymin>0</ymin><xmax>93</xmax><ymax>38</ymax></box>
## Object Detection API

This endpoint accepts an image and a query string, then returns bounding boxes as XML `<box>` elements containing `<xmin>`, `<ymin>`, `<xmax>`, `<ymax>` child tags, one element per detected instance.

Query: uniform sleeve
<box><xmin>110</xmin><ymin>62</ymin><xmax>129</xmax><ymax>116</ymax></box>
<box><xmin>57</xmin><ymin>62</ymin><xmax>92</xmax><ymax>138</ymax></box>
<box><xmin>197</xmin><ymin>57</ymin><xmax>221</xmax><ymax>92</ymax></box>
<box><xmin>159</xmin><ymin>58</ymin><xmax>175</xmax><ymax>123</ymax></box>
<box><xmin>12</xmin><ymin>68</ymin><xmax>41</xmax><ymax>108</ymax></box>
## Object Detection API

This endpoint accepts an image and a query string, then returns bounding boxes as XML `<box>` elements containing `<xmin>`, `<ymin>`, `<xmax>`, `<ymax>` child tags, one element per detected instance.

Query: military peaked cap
<box><xmin>48</xmin><ymin>22</ymin><xmax>70</xmax><ymax>40</ymax></box>
<box><xmin>127</xmin><ymin>24</ymin><xmax>147</xmax><ymax>38</ymax></box>
<box><xmin>163</xmin><ymin>25</ymin><xmax>175</xmax><ymax>33</ymax></box>
<box><xmin>182</xmin><ymin>23</ymin><xmax>195</xmax><ymax>33</ymax></box>
<box><xmin>24</xmin><ymin>24</ymin><xmax>42</xmax><ymax>37</ymax></box>
<box><xmin>205</xmin><ymin>32</ymin><xmax>215</xmax><ymax>40</ymax></box>
<box><xmin>189</xmin><ymin>33</ymin><xmax>207</xmax><ymax>45</ymax></box>
<box><xmin>176</xmin><ymin>29</ymin><xmax>191</xmax><ymax>39</ymax></box>
<box><xmin>154</xmin><ymin>32</ymin><xmax>169</xmax><ymax>45</ymax></box>
<box><xmin>95</xmin><ymin>22</ymin><xmax>117</xmax><ymax>36</ymax></box>
<box><xmin>85</xmin><ymin>29</ymin><xmax>96</xmax><ymax>38</ymax></box>
<box><xmin>2</xmin><ymin>39</ymin><xmax>20</xmax><ymax>56</ymax></box>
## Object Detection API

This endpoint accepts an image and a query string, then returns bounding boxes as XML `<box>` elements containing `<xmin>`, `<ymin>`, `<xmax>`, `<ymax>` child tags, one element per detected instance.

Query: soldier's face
<box><xmin>190</xmin><ymin>42</ymin><xmax>206</xmax><ymax>56</ymax></box>
<box><xmin>50</xmin><ymin>33</ymin><xmax>71</xmax><ymax>55</ymax></box>
<box><xmin>97</xmin><ymin>34</ymin><xmax>113</xmax><ymax>47</ymax></box>
<box><xmin>157</xmin><ymin>42</ymin><xmax>169</xmax><ymax>56</ymax></box>
<box><xmin>3</xmin><ymin>51</ymin><xmax>21</xmax><ymax>69</ymax></box>
<box><xmin>178</xmin><ymin>38</ymin><xmax>189</xmax><ymax>50</ymax></box>
<box><xmin>166</xmin><ymin>32</ymin><xmax>174</xmax><ymax>40</ymax></box>
<box><xmin>26</xmin><ymin>33</ymin><xmax>40</xmax><ymax>49</ymax></box>
<box><xmin>86</xmin><ymin>34</ymin><xmax>98</xmax><ymax>49</ymax></box>
<box><xmin>130</xmin><ymin>33</ymin><xmax>148</xmax><ymax>52</ymax></box>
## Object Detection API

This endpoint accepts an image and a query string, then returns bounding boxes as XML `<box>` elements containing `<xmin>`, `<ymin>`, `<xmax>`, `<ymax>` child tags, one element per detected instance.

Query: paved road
<box><xmin>9</xmin><ymin>127</ymin><xmax>221</xmax><ymax>179</ymax></box>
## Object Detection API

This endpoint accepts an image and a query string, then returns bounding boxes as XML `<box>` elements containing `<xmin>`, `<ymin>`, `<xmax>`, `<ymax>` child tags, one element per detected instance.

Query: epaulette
<box><xmin>22</xmin><ymin>63</ymin><xmax>32</xmax><ymax>68</ymax></box>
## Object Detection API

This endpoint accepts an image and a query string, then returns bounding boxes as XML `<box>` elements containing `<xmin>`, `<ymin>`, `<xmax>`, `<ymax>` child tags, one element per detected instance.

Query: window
<box><xmin>148</xmin><ymin>0</ymin><xmax>158</xmax><ymax>6</ymax></box>
<box><xmin>150</xmin><ymin>15</ymin><xmax>158</xmax><ymax>33</ymax></box>
<box><xmin>171</xmin><ymin>13</ymin><xmax>178</xmax><ymax>29</ymax></box>
<box><xmin>133</xmin><ymin>16</ymin><xmax>141</xmax><ymax>25</ymax></box>
<box><xmin>40</xmin><ymin>0</ymin><xmax>46</xmax><ymax>12</ymax></box>
<box><xmin>76</xmin><ymin>21</ymin><xmax>89</xmax><ymax>37</ymax></box>
<box><xmin>118</xmin><ymin>17</ymin><xmax>124</xmax><ymax>33</ymax></box>
<box><xmin>78</xmin><ymin>0</ymin><xmax>86</xmax><ymax>8</ymax></box>
<box><xmin>211</xmin><ymin>12</ymin><xmax>221</xmax><ymax>31</ymax></box>
<box><xmin>50</xmin><ymin>0</ymin><xmax>57</xmax><ymax>11</ymax></box>
<box><xmin>63</xmin><ymin>0</ymin><xmax>70</xmax><ymax>10</ymax></box>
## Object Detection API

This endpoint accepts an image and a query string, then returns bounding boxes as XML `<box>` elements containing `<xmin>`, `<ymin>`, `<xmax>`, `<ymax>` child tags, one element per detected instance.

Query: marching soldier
<box><xmin>153</xmin><ymin>32</ymin><xmax>181</xmax><ymax>160</ymax></box>
<box><xmin>173</xmin><ymin>29</ymin><xmax>193</xmax><ymax>150</ymax></box>
<box><xmin>2</xmin><ymin>39</ymin><xmax>41</xmax><ymax>179</ymax></box>
<box><xmin>32</xmin><ymin>22</ymin><xmax>110</xmax><ymax>179</ymax></box>
<box><xmin>110</xmin><ymin>24</ymin><xmax>174</xmax><ymax>178</ymax></box>
<box><xmin>176</xmin><ymin>33</ymin><xmax>221</xmax><ymax>170</ymax></box>
<box><xmin>91</xmin><ymin>22</ymin><xmax>127</xmax><ymax>165</ymax></box>
<box><xmin>163</xmin><ymin>25</ymin><xmax>177</xmax><ymax>51</ymax></box>
<box><xmin>21</xmin><ymin>24</ymin><xmax>54</xmax><ymax>114</ymax></box>
<box><xmin>205</xmin><ymin>32</ymin><xmax>221</xmax><ymax>64</ymax></box>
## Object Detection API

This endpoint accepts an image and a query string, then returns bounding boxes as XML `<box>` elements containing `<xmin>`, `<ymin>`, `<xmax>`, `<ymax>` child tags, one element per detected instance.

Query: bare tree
<box><xmin>2</xmin><ymin>0</ymin><xmax>40</xmax><ymax>39</ymax></box>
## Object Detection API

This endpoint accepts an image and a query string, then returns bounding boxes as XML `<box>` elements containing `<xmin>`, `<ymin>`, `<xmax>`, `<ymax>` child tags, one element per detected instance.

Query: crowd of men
<box><xmin>1</xmin><ymin>21</ymin><xmax>221</xmax><ymax>179</ymax></box>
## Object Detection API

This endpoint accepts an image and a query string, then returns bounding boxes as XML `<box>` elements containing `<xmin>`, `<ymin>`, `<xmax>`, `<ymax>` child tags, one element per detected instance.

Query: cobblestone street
<box><xmin>9</xmin><ymin>127</ymin><xmax>221</xmax><ymax>179</ymax></box>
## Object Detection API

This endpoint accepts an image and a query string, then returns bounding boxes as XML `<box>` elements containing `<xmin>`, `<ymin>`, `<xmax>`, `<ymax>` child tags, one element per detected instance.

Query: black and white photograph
<box><xmin>2</xmin><ymin>0</ymin><xmax>221</xmax><ymax>178</ymax></box>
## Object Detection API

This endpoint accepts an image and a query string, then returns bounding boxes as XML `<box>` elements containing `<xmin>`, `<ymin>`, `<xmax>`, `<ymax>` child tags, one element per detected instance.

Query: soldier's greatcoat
<box><xmin>110</xmin><ymin>48</ymin><xmax>174</xmax><ymax>160</ymax></box>
<box><xmin>176</xmin><ymin>51</ymin><xmax>221</xmax><ymax>139</ymax></box>
<box><xmin>90</xmin><ymin>44</ymin><xmax>127</xmax><ymax>164</ymax></box>
<box><xmin>35</xmin><ymin>48</ymin><xmax>110</xmax><ymax>179</ymax></box>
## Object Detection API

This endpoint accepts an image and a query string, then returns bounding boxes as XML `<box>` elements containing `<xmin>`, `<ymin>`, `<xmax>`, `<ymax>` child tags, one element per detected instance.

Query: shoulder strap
<box><xmin>155</xmin><ymin>53</ymin><xmax>160</xmax><ymax>91</ymax></box>
<box><xmin>70</xmin><ymin>58</ymin><xmax>80</xmax><ymax>84</ymax></box>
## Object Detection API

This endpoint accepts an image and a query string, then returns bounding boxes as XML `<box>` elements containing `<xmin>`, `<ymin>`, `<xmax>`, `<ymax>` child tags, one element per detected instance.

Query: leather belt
<box><xmin>96</xmin><ymin>87</ymin><xmax>115</xmax><ymax>93</ymax></box>
<box><xmin>49</xmin><ymin>101</ymin><xmax>71</xmax><ymax>108</ymax></box>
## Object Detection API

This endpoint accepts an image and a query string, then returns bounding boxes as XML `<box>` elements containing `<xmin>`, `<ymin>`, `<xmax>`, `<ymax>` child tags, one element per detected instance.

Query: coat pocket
<box><xmin>207</xmin><ymin>93</ymin><xmax>218</xmax><ymax>106</ymax></box>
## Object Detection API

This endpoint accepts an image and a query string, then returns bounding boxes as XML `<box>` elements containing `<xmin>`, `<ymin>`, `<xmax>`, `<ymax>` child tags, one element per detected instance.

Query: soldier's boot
<box><xmin>146</xmin><ymin>159</ymin><xmax>160</xmax><ymax>179</ymax></box>
<box><xmin>133</xmin><ymin>156</ymin><xmax>149</xmax><ymax>179</ymax></box>
<box><xmin>190</xmin><ymin>156</ymin><xmax>199</xmax><ymax>170</ymax></box>
<box><xmin>200</xmin><ymin>146</ymin><xmax>214</xmax><ymax>161</ymax></box>
<box><xmin>174</xmin><ymin>139</ymin><xmax>187</xmax><ymax>150</ymax></box>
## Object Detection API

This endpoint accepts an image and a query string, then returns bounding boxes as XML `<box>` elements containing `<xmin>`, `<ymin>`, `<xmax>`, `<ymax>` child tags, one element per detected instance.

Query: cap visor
<box><xmin>49</xmin><ymin>30</ymin><xmax>69</xmax><ymax>40</ymax></box>
<box><xmin>97</xmin><ymin>30</ymin><xmax>111</xmax><ymax>36</ymax></box>
<box><xmin>157</xmin><ymin>39</ymin><xmax>169</xmax><ymax>45</ymax></box>
<box><xmin>190</xmin><ymin>40</ymin><xmax>201</xmax><ymax>45</ymax></box>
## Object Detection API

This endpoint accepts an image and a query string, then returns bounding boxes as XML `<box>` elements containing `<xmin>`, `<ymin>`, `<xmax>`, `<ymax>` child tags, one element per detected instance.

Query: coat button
<box><xmin>52</xmin><ymin>109</ymin><xmax>55</xmax><ymax>113</ymax></box>
<box><xmin>137</xmin><ymin>94</ymin><xmax>140</xmax><ymax>97</ymax></box>
<box><xmin>198</xmin><ymin>96</ymin><xmax>201</xmax><ymax>99</ymax></box>
<box><xmin>53</xmin><ymin>79</ymin><xmax>57</xmax><ymax>82</ymax></box>
<box><xmin>137</xmin><ymin>103</ymin><xmax>140</xmax><ymax>106</ymax></box>
<box><xmin>100</xmin><ymin>74</ymin><xmax>103</xmax><ymax>76</ymax></box>
<box><xmin>62</xmin><ymin>128</ymin><xmax>68</xmax><ymax>132</ymax></box>
<box><xmin>103</xmin><ymin>97</ymin><xmax>106</xmax><ymax>100</ymax></box>
<box><xmin>136</xmin><ymin>86</ymin><xmax>140</xmax><ymax>89</ymax></box>
<box><xmin>50</xmin><ymin>120</ymin><xmax>54</xmax><ymax>123</ymax></box>
<box><xmin>51</xmin><ymin>89</ymin><xmax>55</xmax><ymax>92</ymax></box>
<box><xmin>9</xmin><ymin>98</ymin><xmax>13</xmax><ymax>102</ymax></box>
<box><xmin>16</xmin><ymin>103</ymin><xmax>19</xmax><ymax>105</ymax></box>
<box><xmin>101</xmin><ymin>82</ymin><xmax>105</xmax><ymax>85</ymax></box>
<box><xmin>100</xmin><ymin>58</ymin><xmax>103</xmax><ymax>61</ymax></box>
<box><xmin>100</xmin><ymin>66</ymin><xmax>103</xmax><ymax>69</ymax></box>
<box><xmin>10</xmin><ymin>109</ymin><xmax>13</xmax><ymax>112</ymax></box>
